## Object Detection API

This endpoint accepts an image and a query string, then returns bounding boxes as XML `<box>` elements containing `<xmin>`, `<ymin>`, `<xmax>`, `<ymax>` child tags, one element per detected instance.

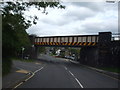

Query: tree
<box><xmin>68</xmin><ymin>47</ymin><xmax>80</xmax><ymax>60</ymax></box>
<box><xmin>1</xmin><ymin>1</ymin><xmax>65</xmax><ymax>58</ymax></box>
<box><xmin>1</xmin><ymin>1</ymin><xmax>65</xmax><ymax>75</ymax></box>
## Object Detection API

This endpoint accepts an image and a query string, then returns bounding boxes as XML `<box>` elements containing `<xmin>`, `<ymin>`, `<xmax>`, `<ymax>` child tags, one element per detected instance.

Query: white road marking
<box><xmin>34</xmin><ymin>67</ymin><xmax>44</xmax><ymax>74</ymax></box>
<box><xmin>13</xmin><ymin>82</ymin><xmax>23</xmax><ymax>89</ymax></box>
<box><xmin>64</xmin><ymin>66</ymin><xmax>84</xmax><ymax>88</ymax></box>
<box><xmin>69</xmin><ymin>71</ymin><xmax>74</xmax><ymax>77</ymax></box>
<box><xmin>64</xmin><ymin>66</ymin><xmax>68</xmax><ymax>70</ymax></box>
<box><xmin>13</xmin><ymin>66</ymin><xmax>44</xmax><ymax>89</ymax></box>
<box><xmin>75</xmin><ymin>78</ymin><xmax>84</xmax><ymax>88</ymax></box>
<box><xmin>24</xmin><ymin>73</ymin><xmax>35</xmax><ymax>82</ymax></box>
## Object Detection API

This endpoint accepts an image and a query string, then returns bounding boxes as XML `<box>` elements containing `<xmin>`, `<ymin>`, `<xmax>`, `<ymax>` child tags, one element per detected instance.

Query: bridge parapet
<box><xmin>34</xmin><ymin>35</ymin><xmax>99</xmax><ymax>47</ymax></box>
<box><xmin>33</xmin><ymin>32</ymin><xmax>113</xmax><ymax>47</ymax></box>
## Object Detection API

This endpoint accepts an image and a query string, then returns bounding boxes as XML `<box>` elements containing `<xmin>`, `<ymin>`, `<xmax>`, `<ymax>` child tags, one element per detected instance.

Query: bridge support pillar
<box><xmin>35</xmin><ymin>46</ymin><xmax>39</xmax><ymax>59</ymax></box>
<box><xmin>28</xmin><ymin>35</ymin><xmax>39</xmax><ymax>59</ymax></box>
<box><xmin>98</xmin><ymin>32</ymin><xmax>112</xmax><ymax>67</ymax></box>
<box><xmin>79</xmin><ymin>47</ymin><xmax>99</xmax><ymax>67</ymax></box>
<box><xmin>79</xmin><ymin>32</ymin><xmax>112</xmax><ymax>67</ymax></box>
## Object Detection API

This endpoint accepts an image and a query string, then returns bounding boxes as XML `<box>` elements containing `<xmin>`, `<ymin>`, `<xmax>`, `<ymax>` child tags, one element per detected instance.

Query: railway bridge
<box><xmin>29</xmin><ymin>32</ymin><xmax>119</xmax><ymax>67</ymax></box>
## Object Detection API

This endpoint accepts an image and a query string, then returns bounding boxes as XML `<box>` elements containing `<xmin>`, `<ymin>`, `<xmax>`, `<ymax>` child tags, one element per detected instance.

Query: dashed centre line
<box><xmin>64</xmin><ymin>66</ymin><xmax>84</xmax><ymax>88</ymax></box>
<box><xmin>64</xmin><ymin>66</ymin><xmax>68</xmax><ymax>70</ymax></box>
<box><xmin>69</xmin><ymin>71</ymin><xmax>75</xmax><ymax>77</ymax></box>
<box><xmin>75</xmin><ymin>78</ymin><xmax>84</xmax><ymax>88</ymax></box>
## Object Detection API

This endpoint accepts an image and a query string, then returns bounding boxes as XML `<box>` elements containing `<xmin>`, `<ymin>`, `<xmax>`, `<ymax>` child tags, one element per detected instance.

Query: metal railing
<box><xmin>111</xmin><ymin>33</ymin><xmax>120</xmax><ymax>41</ymax></box>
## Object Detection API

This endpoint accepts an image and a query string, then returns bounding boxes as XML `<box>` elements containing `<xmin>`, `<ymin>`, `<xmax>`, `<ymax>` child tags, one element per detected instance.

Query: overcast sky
<box><xmin>25</xmin><ymin>1</ymin><xmax>118</xmax><ymax>37</ymax></box>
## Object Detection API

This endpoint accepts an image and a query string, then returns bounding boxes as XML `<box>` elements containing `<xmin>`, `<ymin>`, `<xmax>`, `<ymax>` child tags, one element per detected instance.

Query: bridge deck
<box><xmin>34</xmin><ymin>35</ymin><xmax>99</xmax><ymax>47</ymax></box>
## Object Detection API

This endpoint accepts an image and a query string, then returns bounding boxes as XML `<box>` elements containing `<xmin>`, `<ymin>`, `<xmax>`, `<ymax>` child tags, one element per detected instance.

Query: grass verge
<box><xmin>12</xmin><ymin>57</ymin><xmax>34</xmax><ymax>62</ymax></box>
<box><xmin>98</xmin><ymin>67</ymin><xmax>120</xmax><ymax>73</ymax></box>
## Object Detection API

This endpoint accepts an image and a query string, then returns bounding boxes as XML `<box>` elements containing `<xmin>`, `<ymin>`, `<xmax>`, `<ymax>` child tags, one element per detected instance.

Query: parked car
<box><xmin>65</xmin><ymin>56</ymin><xmax>68</xmax><ymax>58</ymax></box>
<box><xmin>65</xmin><ymin>56</ymin><xmax>70</xmax><ymax>59</ymax></box>
<box><xmin>69</xmin><ymin>56</ymin><xmax>75</xmax><ymax>60</ymax></box>
<box><xmin>65</xmin><ymin>56</ymin><xmax>75</xmax><ymax>60</ymax></box>
<box><xmin>24</xmin><ymin>55</ymin><xmax>30</xmax><ymax>60</ymax></box>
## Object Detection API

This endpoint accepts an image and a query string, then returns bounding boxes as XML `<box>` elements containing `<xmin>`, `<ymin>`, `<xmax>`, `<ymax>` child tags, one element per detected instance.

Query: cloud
<box><xmin>70</xmin><ymin>2</ymin><xmax>104</xmax><ymax>12</ymax></box>
<box><xmin>81</xmin><ymin>18</ymin><xmax>118</xmax><ymax>34</ymax></box>
<box><xmin>63</xmin><ymin>4</ymin><xmax>96</xmax><ymax>21</ymax></box>
<box><xmin>26</xmin><ymin>2</ymin><xmax>118</xmax><ymax>36</ymax></box>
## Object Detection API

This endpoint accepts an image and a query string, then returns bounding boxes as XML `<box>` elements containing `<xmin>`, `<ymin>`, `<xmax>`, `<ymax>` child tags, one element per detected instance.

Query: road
<box><xmin>17</xmin><ymin>55</ymin><xmax>119</xmax><ymax>88</ymax></box>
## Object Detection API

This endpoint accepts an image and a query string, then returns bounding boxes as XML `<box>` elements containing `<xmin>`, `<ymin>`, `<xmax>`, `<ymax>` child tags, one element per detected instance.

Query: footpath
<box><xmin>2</xmin><ymin>60</ymin><xmax>45</xmax><ymax>89</ymax></box>
<box><xmin>69</xmin><ymin>60</ymin><xmax>119</xmax><ymax>80</ymax></box>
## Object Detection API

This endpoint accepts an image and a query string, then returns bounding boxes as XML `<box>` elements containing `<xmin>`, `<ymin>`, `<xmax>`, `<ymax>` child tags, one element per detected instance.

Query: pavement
<box><xmin>2</xmin><ymin>67</ymin><xmax>31</xmax><ymax>88</ymax></box>
<box><xmin>2</xmin><ymin>60</ymin><xmax>45</xmax><ymax>89</ymax></box>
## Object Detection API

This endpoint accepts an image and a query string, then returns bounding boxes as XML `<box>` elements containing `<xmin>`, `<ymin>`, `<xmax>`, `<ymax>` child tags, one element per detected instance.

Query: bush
<box><xmin>2</xmin><ymin>58</ymin><xmax>12</xmax><ymax>76</ymax></box>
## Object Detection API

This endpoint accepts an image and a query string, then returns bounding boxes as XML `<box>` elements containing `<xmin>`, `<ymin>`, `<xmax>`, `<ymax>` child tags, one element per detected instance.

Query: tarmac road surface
<box><xmin>17</xmin><ymin>55</ymin><xmax>119</xmax><ymax>88</ymax></box>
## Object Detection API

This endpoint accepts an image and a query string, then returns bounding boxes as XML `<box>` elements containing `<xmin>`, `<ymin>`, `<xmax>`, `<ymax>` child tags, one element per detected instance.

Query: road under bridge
<box><xmin>28</xmin><ymin>32</ymin><xmax>119</xmax><ymax>68</ymax></box>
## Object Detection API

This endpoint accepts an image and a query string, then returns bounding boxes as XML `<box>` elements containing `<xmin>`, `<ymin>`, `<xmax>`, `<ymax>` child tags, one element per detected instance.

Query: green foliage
<box><xmin>60</xmin><ymin>51</ymin><xmax>65</xmax><ymax>57</ymax></box>
<box><xmin>52</xmin><ymin>48</ymin><xmax>57</xmax><ymax>55</ymax></box>
<box><xmin>38</xmin><ymin>47</ymin><xmax>46</xmax><ymax>54</ymax></box>
<box><xmin>99</xmin><ymin>67</ymin><xmax>120</xmax><ymax>73</ymax></box>
<box><xmin>2</xmin><ymin>14</ymin><xmax>31</xmax><ymax>57</ymax></box>
<box><xmin>67</xmin><ymin>48</ymin><xmax>80</xmax><ymax>60</ymax></box>
<box><xmin>68</xmin><ymin>48</ymin><xmax>80</xmax><ymax>55</ymax></box>
<box><xmin>1</xmin><ymin>1</ymin><xmax>65</xmax><ymax>75</ymax></box>
<box><xmin>1</xmin><ymin>1</ymin><xmax>65</xmax><ymax>58</ymax></box>
<box><xmin>12</xmin><ymin>57</ymin><xmax>34</xmax><ymax>62</ymax></box>
<box><xmin>2</xmin><ymin>58</ymin><xmax>12</xmax><ymax>76</ymax></box>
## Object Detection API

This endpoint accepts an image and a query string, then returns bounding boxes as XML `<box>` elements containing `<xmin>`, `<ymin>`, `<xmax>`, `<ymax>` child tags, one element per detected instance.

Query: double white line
<box><xmin>64</xmin><ymin>66</ymin><xmax>84</xmax><ymax>88</ymax></box>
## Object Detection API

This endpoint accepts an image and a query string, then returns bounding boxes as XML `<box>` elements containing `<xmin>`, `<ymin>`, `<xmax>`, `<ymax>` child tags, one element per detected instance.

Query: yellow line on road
<box><xmin>16</xmin><ymin>70</ymin><xmax>30</xmax><ymax>74</ymax></box>
<box><xmin>35</xmin><ymin>62</ymin><xmax>41</xmax><ymax>65</ymax></box>
<box><xmin>13</xmin><ymin>66</ymin><xmax>45</xmax><ymax>89</ymax></box>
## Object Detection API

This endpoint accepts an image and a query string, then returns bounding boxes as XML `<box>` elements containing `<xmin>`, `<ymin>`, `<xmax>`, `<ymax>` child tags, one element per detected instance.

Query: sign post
<box><xmin>21</xmin><ymin>47</ymin><xmax>25</xmax><ymax>59</ymax></box>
